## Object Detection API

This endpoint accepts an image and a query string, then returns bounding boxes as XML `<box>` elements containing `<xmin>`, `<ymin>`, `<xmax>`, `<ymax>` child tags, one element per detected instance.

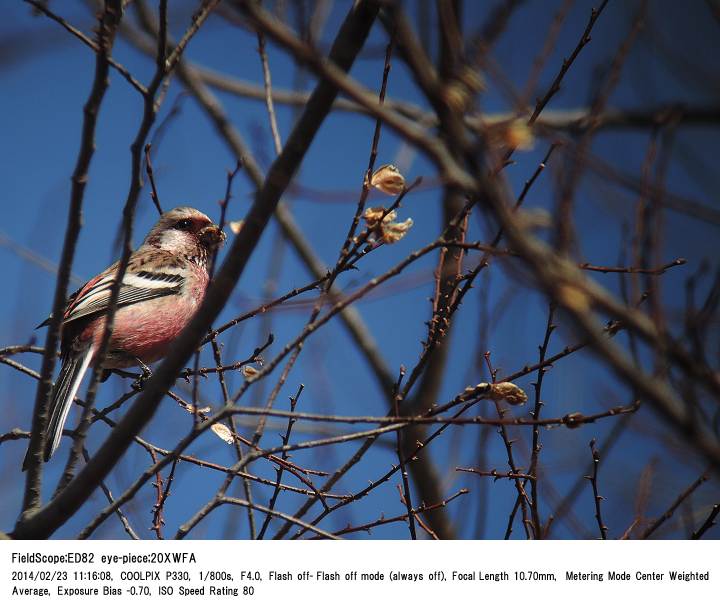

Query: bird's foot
<box><xmin>132</xmin><ymin>358</ymin><xmax>153</xmax><ymax>391</ymax></box>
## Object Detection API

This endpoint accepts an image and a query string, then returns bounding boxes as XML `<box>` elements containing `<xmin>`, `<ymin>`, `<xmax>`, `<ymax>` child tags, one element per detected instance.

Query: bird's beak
<box><xmin>200</xmin><ymin>224</ymin><xmax>226</xmax><ymax>249</ymax></box>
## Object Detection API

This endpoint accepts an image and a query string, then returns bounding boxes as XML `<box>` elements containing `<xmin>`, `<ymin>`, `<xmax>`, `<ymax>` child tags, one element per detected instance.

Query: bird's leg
<box><xmin>131</xmin><ymin>357</ymin><xmax>153</xmax><ymax>391</ymax></box>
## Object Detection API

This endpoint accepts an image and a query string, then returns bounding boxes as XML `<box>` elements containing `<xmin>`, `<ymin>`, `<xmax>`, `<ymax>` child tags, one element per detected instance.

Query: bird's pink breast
<box><xmin>80</xmin><ymin>266</ymin><xmax>208</xmax><ymax>368</ymax></box>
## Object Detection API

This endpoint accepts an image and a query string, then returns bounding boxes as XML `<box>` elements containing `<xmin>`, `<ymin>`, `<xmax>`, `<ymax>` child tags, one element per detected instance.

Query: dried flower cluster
<box><xmin>363</xmin><ymin>207</ymin><xmax>414</xmax><ymax>244</ymax></box>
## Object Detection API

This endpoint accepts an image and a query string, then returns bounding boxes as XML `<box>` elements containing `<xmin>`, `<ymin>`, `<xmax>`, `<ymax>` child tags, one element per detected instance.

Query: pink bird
<box><xmin>24</xmin><ymin>207</ymin><xmax>226</xmax><ymax>469</ymax></box>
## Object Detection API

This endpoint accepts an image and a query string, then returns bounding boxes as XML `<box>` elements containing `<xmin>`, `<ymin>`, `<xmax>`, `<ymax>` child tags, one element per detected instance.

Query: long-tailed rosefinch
<box><xmin>23</xmin><ymin>207</ymin><xmax>226</xmax><ymax>469</ymax></box>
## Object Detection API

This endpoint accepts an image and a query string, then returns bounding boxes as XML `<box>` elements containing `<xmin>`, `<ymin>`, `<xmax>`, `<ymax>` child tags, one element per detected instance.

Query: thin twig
<box><xmin>579</xmin><ymin>258</ymin><xmax>686</xmax><ymax>275</ymax></box>
<box><xmin>257</xmin><ymin>32</ymin><xmax>283</xmax><ymax>155</ymax></box>
<box><xmin>692</xmin><ymin>503</ymin><xmax>720</xmax><ymax>539</ymax></box>
<box><xmin>456</xmin><ymin>467</ymin><xmax>535</xmax><ymax>481</ymax></box>
<box><xmin>639</xmin><ymin>470</ymin><xmax>710</xmax><ymax>539</ymax></box>
<box><xmin>257</xmin><ymin>384</ymin><xmax>305</xmax><ymax>539</ymax></box>
<box><xmin>143</xmin><ymin>143</ymin><xmax>163</xmax><ymax>215</ymax></box>
<box><xmin>586</xmin><ymin>439</ymin><xmax>608</xmax><ymax>539</ymax></box>
<box><xmin>528</xmin><ymin>304</ymin><xmax>556</xmax><ymax>538</ymax></box>
<box><xmin>25</xmin><ymin>0</ymin><xmax>147</xmax><ymax>95</ymax></box>
<box><xmin>527</xmin><ymin>0</ymin><xmax>609</xmax><ymax>125</ymax></box>
<box><xmin>393</xmin><ymin>366</ymin><xmax>416</xmax><ymax>539</ymax></box>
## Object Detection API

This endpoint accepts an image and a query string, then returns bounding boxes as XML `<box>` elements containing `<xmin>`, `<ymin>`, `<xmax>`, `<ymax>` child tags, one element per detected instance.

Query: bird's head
<box><xmin>144</xmin><ymin>206</ymin><xmax>226</xmax><ymax>261</ymax></box>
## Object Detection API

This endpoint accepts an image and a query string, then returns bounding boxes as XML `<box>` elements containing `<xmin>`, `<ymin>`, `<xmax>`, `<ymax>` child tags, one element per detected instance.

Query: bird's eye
<box><xmin>174</xmin><ymin>219</ymin><xmax>193</xmax><ymax>231</ymax></box>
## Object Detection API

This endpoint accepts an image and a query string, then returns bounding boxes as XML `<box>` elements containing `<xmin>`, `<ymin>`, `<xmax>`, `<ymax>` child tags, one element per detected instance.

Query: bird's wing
<box><xmin>35</xmin><ymin>284</ymin><xmax>83</xmax><ymax>329</ymax></box>
<box><xmin>62</xmin><ymin>266</ymin><xmax>185</xmax><ymax>325</ymax></box>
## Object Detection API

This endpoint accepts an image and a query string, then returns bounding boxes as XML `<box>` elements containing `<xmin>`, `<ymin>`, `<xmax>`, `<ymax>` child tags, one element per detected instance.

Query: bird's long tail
<box><xmin>22</xmin><ymin>346</ymin><xmax>94</xmax><ymax>470</ymax></box>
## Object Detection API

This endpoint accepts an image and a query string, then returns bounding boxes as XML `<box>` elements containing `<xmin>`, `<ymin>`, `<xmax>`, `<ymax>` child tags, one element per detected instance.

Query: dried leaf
<box><xmin>363</xmin><ymin>206</ymin><xmax>390</xmax><ymax>229</ymax></box>
<box><xmin>228</xmin><ymin>220</ymin><xmax>244</xmax><ymax>234</ymax></box>
<box><xmin>242</xmin><ymin>365</ymin><xmax>260</xmax><ymax>379</ymax></box>
<box><xmin>370</xmin><ymin>164</ymin><xmax>405</xmax><ymax>195</ymax></box>
<box><xmin>506</xmin><ymin>119</ymin><xmax>534</xmax><ymax>151</ymax></box>
<box><xmin>486</xmin><ymin>382</ymin><xmax>528</xmax><ymax>405</ymax></box>
<box><xmin>517</xmin><ymin>208</ymin><xmax>552</xmax><ymax>230</ymax></box>
<box><xmin>461</xmin><ymin>381</ymin><xmax>527</xmax><ymax>405</ymax></box>
<box><xmin>182</xmin><ymin>402</ymin><xmax>211</xmax><ymax>415</ymax></box>
<box><xmin>443</xmin><ymin>83</ymin><xmax>471</xmax><ymax>113</ymax></box>
<box><xmin>211</xmin><ymin>423</ymin><xmax>234</xmax><ymax>444</ymax></box>
<box><xmin>487</xmin><ymin>119</ymin><xmax>535</xmax><ymax>152</ymax></box>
